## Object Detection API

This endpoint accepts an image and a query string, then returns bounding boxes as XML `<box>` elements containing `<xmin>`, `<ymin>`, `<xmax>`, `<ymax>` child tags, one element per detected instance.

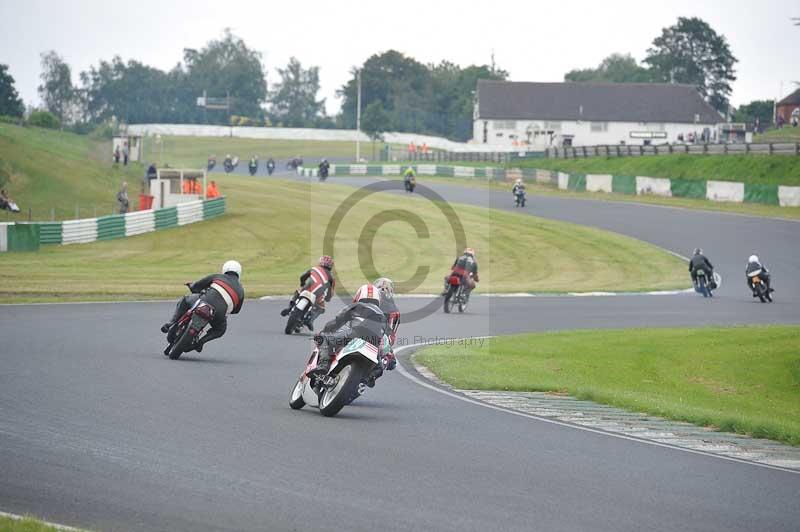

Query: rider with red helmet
<box><xmin>308</xmin><ymin>283</ymin><xmax>387</xmax><ymax>376</ymax></box>
<box><xmin>281</xmin><ymin>255</ymin><xmax>336</xmax><ymax>330</ymax></box>
<box><xmin>443</xmin><ymin>248</ymin><xmax>479</xmax><ymax>299</ymax></box>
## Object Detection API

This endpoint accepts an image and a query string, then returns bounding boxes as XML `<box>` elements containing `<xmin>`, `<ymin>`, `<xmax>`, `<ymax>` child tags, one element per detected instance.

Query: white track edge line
<box><xmin>0</xmin><ymin>510</ymin><xmax>85</xmax><ymax>531</ymax></box>
<box><xmin>393</xmin><ymin>341</ymin><xmax>799</xmax><ymax>476</ymax></box>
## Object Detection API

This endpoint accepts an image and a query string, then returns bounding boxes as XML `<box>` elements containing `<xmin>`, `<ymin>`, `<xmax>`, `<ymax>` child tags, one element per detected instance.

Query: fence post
<box><xmin>28</xmin><ymin>207</ymin><xmax>32</xmax><ymax>222</ymax></box>
<box><xmin>796</xmin><ymin>142</ymin><xmax>799</xmax><ymax>155</ymax></box>
<box><xmin>745</xmin><ymin>143</ymin><xmax>750</xmax><ymax>154</ymax></box>
<box><xmin>703</xmin><ymin>143</ymin><xmax>708</xmax><ymax>154</ymax></box>
<box><xmin>769</xmin><ymin>143</ymin><xmax>774</xmax><ymax>155</ymax></box>
<box><xmin>685</xmin><ymin>144</ymin><xmax>689</xmax><ymax>154</ymax></box>
<box><xmin>724</xmin><ymin>143</ymin><xmax>728</xmax><ymax>154</ymax></box>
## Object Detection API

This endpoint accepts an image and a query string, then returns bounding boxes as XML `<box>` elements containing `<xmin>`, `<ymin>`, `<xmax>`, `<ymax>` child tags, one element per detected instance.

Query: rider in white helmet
<box><xmin>746</xmin><ymin>254</ymin><xmax>772</xmax><ymax>294</ymax></box>
<box><xmin>308</xmin><ymin>283</ymin><xmax>387</xmax><ymax>376</ymax></box>
<box><xmin>364</xmin><ymin>278</ymin><xmax>401</xmax><ymax>385</ymax></box>
<box><xmin>161</xmin><ymin>260</ymin><xmax>245</xmax><ymax>353</ymax></box>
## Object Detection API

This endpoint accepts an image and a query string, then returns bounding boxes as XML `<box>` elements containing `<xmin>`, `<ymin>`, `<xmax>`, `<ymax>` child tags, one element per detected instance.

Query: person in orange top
<box><xmin>193</xmin><ymin>178</ymin><xmax>203</xmax><ymax>195</ymax></box>
<box><xmin>206</xmin><ymin>180</ymin><xmax>220</xmax><ymax>198</ymax></box>
<box><xmin>182</xmin><ymin>178</ymin><xmax>192</xmax><ymax>194</ymax></box>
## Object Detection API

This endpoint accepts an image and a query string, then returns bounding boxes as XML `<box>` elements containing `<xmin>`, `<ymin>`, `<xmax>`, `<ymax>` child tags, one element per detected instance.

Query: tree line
<box><xmin>0</xmin><ymin>17</ymin><xmax>782</xmax><ymax>139</ymax></box>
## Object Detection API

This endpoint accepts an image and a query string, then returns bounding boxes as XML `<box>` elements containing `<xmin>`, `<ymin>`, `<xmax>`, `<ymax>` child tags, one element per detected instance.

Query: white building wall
<box><xmin>473</xmin><ymin>119</ymin><xmax>717</xmax><ymax>148</ymax></box>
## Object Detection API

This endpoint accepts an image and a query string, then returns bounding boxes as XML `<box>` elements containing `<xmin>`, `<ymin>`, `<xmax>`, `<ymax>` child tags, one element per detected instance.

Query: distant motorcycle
<box><xmin>283</xmin><ymin>290</ymin><xmax>318</xmax><ymax>335</ymax></box>
<box><xmin>318</xmin><ymin>165</ymin><xmax>329</xmax><ymax>181</ymax></box>
<box><xmin>207</xmin><ymin>157</ymin><xmax>216</xmax><ymax>171</ymax></box>
<box><xmin>248</xmin><ymin>158</ymin><xmax>258</xmax><ymax>176</ymax></box>
<box><xmin>404</xmin><ymin>177</ymin><xmax>416</xmax><ymax>193</ymax></box>
<box><xmin>443</xmin><ymin>273</ymin><xmax>470</xmax><ymax>313</ymax></box>
<box><xmin>289</xmin><ymin>337</ymin><xmax>382</xmax><ymax>417</ymax></box>
<box><xmin>266</xmin><ymin>159</ymin><xmax>276</xmax><ymax>176</ymax></box>
<box><xmin>164</xmin><ymin>284</ymin><xmax>215</xmax><ymax>360</ymax></box>
<box><xmin>748</xmin><ymin>270</ymin><xmax>773</xmax><ymax>303</ymax></box>
<box><xmin>693</xmin><ymin>270</ymin><xmax>721</xmax><ymax>298</ymax></box>
<box><xmin>287</xmin><ymin>157</ymin><xmax>303</xmax><ymax>171</ymax></box>
<box><xmin>224</xmin><ymin>157</ymin><xmax>239</xmax><ymax>173</ymax></box>
<box><xmin>514</xmin><ymin>190</ymin><xmax>526</xmax><ymax>207</ymax></box>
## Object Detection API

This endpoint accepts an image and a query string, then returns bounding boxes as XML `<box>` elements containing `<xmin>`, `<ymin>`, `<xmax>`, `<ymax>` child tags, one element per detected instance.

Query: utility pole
<box><xmin>356</xmin><ymin>69</ymin><xmax>362</xmax><ymax>162</ymax></box>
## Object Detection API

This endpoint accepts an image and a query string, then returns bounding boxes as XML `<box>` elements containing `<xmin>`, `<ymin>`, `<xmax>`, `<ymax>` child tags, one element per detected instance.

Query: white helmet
<box><xmin>373</xmin><ymin>277</ymin><xmax>395</xmax><ymax>299</ymax></box>
<box><xmin>353</xmin><ymin>284</ymin><xmax>381</xmax><ymax>306</ymax></box>
<box><xmin>222</xmin><ymin>260</ymin><xmax>242</xmax><ymax>279</ymax></box>
<box><xmin>748</xmin><ymin>255</ymin><xmax>759</xmax><ymax>264</ymax></box>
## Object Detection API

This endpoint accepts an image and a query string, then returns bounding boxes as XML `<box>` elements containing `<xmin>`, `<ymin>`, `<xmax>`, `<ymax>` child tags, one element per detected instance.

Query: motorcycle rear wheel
<box><xmin>285</xmin><ymin>308</ymin><xmax>301</xmax><ymax>335</ymax></box>
<box><xmin>318</xmin><ymin>360</ymin><xmax>365</xmax><ymax>417</ymax></box>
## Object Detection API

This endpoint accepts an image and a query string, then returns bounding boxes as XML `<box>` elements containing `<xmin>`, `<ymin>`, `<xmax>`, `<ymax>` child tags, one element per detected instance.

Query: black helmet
<box><xmin>693</xmin><ymin>248</ymin><xmax>702</xmax><ymax>256</ymax></box>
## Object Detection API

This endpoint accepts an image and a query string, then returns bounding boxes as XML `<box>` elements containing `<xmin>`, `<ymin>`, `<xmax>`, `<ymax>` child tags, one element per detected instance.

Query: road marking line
<box><xmin>394</xmin><ymin>341</ymin><xmax>800</xmax><ymax>476</ymax></box>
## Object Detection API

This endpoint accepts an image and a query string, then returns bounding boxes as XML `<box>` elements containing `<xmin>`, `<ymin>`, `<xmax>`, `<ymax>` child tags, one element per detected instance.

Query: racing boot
<box><xmin>307</xmin><ymin>344</ymin><xmax>332</xmax><ymax>376</ymax></box>
<box><xmin>160</xmin><ymin>322</ymin><xmax>173</xmax><ymax>333</ymax></box>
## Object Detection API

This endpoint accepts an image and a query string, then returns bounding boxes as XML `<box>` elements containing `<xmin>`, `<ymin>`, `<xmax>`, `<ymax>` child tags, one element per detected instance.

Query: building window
<box><xmin>544</xmin><ymin>121</ymin><xmax>561</xmax><ymax>131</ymax></box>
<box><xmin>590</xmin><ymin>122</ymin><xmax>608</xmax><ymax>132</ymax></box>
<box><xmin>494</xmin><ymin>120</ymin><xmax>516</xmax><ymax>130</ymax></box>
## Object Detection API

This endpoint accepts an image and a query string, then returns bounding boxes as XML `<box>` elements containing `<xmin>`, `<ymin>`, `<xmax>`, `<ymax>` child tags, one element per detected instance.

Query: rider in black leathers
<box><xmin>308</xmin><ymin>284</ymin><xmax>387</xmax><ymax>376</ymax></box>
<box><xmin>161</xmin><ymin>260</ymin><xmax>245</xmax><ymax>353</ymax></box>
<box><xmin>688</xmin><ymin>248</ymin><xmax>714</xmax><ymax>286</ymax></box>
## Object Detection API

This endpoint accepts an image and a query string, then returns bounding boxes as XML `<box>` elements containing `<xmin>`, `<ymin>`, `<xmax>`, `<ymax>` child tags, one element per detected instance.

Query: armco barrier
<box><xmin>62</xmin><ymin>218</ymin><xmax>98</xmax><ymax>245</ymax></box>
<box><xmin>0</xmin><ymin>198</ymin><xmax>226</xmax><ymax>252</ymax></box>
<box><xmin>744</xmin><ymin>184</ymin><xmax>779</xmax><ymax>205</ymax></box>
<box><xmin>125</xmin><ymin>210</ymin><xmax>155</xmax><ymax>236</ymax></box>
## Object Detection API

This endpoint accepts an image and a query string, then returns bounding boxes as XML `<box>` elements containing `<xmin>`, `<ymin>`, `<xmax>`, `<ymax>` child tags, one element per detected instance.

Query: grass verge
<box><xmin>0</xmin><ymin>124</ymin><xmax>145</xmax><ymax>221</ymax></box>
<box><xmin>415</xmin><ymin>325</ymin><xmax>800</xmax><ymax>446</ymax></box>
<box><xmin>142</xmin><ymin>135</ymin><xmax>398</xmax><ymax>168</ymax></box>
<box><xmin>512</xmin><ymin>154</ymin><xmax>800</xmax><ymax>185</ymax></box>
<box><xmin>0</xmin><ymin>514</ymin><xmax>83</xmax><ymax>532</ymax></box>
<box><xmin>0</xmin><ymin>175</ymin><xmax>686</xmax><ymax>302</ymax></box>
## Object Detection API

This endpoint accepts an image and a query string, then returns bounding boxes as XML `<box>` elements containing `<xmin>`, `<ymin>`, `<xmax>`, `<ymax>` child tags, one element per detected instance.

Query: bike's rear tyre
<box><xmin>756</xmin><ymin>285</ymin><xmax>767</xmax><ymax>303</ymax></box>
<box><xmin>318</xmin><ymin>360</ymin><xmax>365</xmax><ymax>417</ymax></box>
<box><xmin>289</xmin><ymin>378</ymin><xmax>306</xmax><ymax>410</ymax></box>
<box><xmin>765</xmin><ymin>289</ymin><xmax>773</xmax><ymax>303</ymax></box>
<box><xmin>443</xmin><ymin>287</ymin><xmax>456</xmax><ymax>313</ymax></box>
<box><xmin>168</xmin><ymin>325</ymin><xmax>193</xmax><ymax>360</ymax></box>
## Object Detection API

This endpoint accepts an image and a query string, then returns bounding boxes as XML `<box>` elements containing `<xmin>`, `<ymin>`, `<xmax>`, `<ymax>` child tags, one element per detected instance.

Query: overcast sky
<box><xmin>1</xmin><ymin>0</ymin><xmax>798</xmax><ymax>117</ymax></box>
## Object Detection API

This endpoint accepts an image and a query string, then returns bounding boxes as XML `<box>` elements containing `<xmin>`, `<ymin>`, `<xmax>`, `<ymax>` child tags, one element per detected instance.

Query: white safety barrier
<box><xmin>177</xmin><ymin>200</ymin><xmax>204</xmax><ymax>226</ymax></box>
<box><xmin>349</xmin><ymin>165</ymin><xmax>367</xmax><ymax>175</ymax></box>
<box><xmin>382</xmin><ymin>165</ymin><xmax>401</xmax><ymax>175</ymax></box>
<box><xmin>558</xmin><ymin>172</ymin><xmax>570</xmax><ymax>190</ymax></box>
<box><xmin>62</xmin><ymin>218</ymin><xmax>98</xmax><ymax>245</ymax></box>
<box><xmin>706</xmin><ymin>180</ymin><xmax>744</xmax><ymax>203</ymax></box>
<box><xmin>636</xmin><ymin>176</ymin><xmax>672</xmax><ymax>197</ymax></box>
<box><xmin>778</xmin><ymin>186</ymin><xmax>800</xmax><ymax>207</ymax></box>
<box><xmin>586</xmin><ymin>174</ymin><xmax>613</xmax><ymax>193</ymax></box>
<box><xmin>124</xmin><ymin>210</ymin><xmax>155</xmax><ymax>236</ymax></box>
<box><xmin>417</xmin><ymin>165</ymin><xmax>437</xmax><ymax>176</ymax></box>
<box><xmin>535</xmin><ymin>169</ymin><xmax>552</xmax><ymax>184</ymax></box>
<box><xmin>454</xmin><ymin>166</ymin><xmax>475</xmax><ymax>178</ymax></box>
<box><xmin>0</xmin><ymin>223</ymin><xmax>8</xmax><ymax>252</ymax></box>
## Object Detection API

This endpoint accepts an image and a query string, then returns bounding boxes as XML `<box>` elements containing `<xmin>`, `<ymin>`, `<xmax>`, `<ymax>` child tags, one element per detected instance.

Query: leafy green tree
<box><xmin>644</xmin><ymin>17</ymin><xmax>737</xmax><ymax>113</ymax></box>
<box><xmin>268</xmin><ymin>57</ymin><xmax>326</xmax><ymax>127</ymax></box>
<box><xmin>564</xmin><ymin>53</ymin><xmax>654</xmax><ymax>83</ymax></box>
<box><xmin>361</xmin><ymin>101</ymin><xmax>389</xmax><ymax>140</ymax></box>
<box><xmin>38</xmin><ymin>51</ymin><xmax>75</xmax><ymax>123</ymax></box>
<box><xmin>732</xmin><ymin>100</ymin><xmax>774</xmax><ymax>127</ymax></box>
<box><xmin>183</xmin><ymin>29</ymin><xmax>267</xmax><ymax>121</ymax></box>
<box><xmin>0</xmin><ymin>64</ymin><xmax>24</xmax><ymax>117</ymax></box>
<box><xmin>338</xmin><ymin>51</ymin><xmax>506</xmax><ymax>140</ymax></box>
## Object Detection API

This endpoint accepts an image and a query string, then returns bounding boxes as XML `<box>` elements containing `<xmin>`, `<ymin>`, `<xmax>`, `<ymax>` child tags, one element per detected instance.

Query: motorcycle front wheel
<box><xmin>168</xmin><ymin>324</ymin><xmax>193</xmax><ymax>360</ymax></box>
<box><xmin>289</xmin><ymin>378</ymin><xmax>306</xmax><ymax>410</ymax></box>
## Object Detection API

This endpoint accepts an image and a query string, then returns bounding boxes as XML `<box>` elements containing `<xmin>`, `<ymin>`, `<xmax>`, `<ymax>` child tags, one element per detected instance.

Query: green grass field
<box><xmin>0</xmin><ymin>125</ymin><xmax>145</xmax><ymax>221</ymax></box>
<box><xmin>755</xmin><ymin>126</ymin><xmax>800</xmax><ymax>143</ymax></box>
<box><xmin>0</xmin><ymin>174</ymin><xmax>687</xmax><ymax>302</ymax></box>
<box><xmin>142</xmin><ymin>135</ymin><xmax>396</xmax><ymax>168</ymax></box>
<box><xmin>513</xmin><ymin>154</ymin><xmax>800</xmax><ymax>185</ymax></box>
<box><xmin>416</xmin><ymin>325</ymin><xmax>800</xmax><ymax>446</ymax></box>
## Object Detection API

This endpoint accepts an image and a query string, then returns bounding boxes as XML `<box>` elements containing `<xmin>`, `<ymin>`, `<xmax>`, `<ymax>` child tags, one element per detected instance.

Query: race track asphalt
<box><xmin>1</xmin><ymin>174</ymin><xmax>798</xmax><ymax>532</ymax></box>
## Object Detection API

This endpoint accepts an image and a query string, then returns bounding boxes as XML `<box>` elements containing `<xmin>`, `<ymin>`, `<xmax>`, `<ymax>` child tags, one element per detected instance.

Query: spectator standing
<box><xmin>123</xmin><ymin>144</ymin><xmax>129</xmax><ymax>166</ymax></box>
<box><xmin>193</xmin><ymin>178</ymin><xmax>203</xmax><ymax>195</ymax></box>
<box><xmin>117</xmin><ymin>182</ymin><xmax>130</xmax><ymax>214</ymax></box>
<box><xmin>114</xmin><ymin>146</ymin><xmax>121</xmax><ymax>164</ymax></box>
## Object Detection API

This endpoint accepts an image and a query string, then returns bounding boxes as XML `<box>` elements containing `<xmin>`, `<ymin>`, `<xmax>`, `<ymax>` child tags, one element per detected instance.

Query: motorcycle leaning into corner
<box><xmin>164</xmin><ymin>283</ymin><xmax>216</xmax><ymax>360</ymax></box>
<box><xmin>693</xmin><ymin>270</ymin><xmax>721</xmax><ymax>298</ymax></box>
<box><xmin>284</xmin><ymin>289</ymin><xmax>320</xmax><ymax>335</ymax></box>
<box><xmin>289</xmin><ymin>335</ymin><xmax>387</xmax><ymax>417</ymax></box>
<box><xmin>748</xmin><ymin>270</ymin><xmax>774</xmax><ymax>303</ymax></box>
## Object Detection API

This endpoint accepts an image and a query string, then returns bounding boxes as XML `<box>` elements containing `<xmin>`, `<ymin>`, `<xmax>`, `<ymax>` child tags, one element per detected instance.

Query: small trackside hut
<box><xmin>146</xmin><ymin>168</ymin><xmax>207</xmax><ymax>209</ymax></box>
